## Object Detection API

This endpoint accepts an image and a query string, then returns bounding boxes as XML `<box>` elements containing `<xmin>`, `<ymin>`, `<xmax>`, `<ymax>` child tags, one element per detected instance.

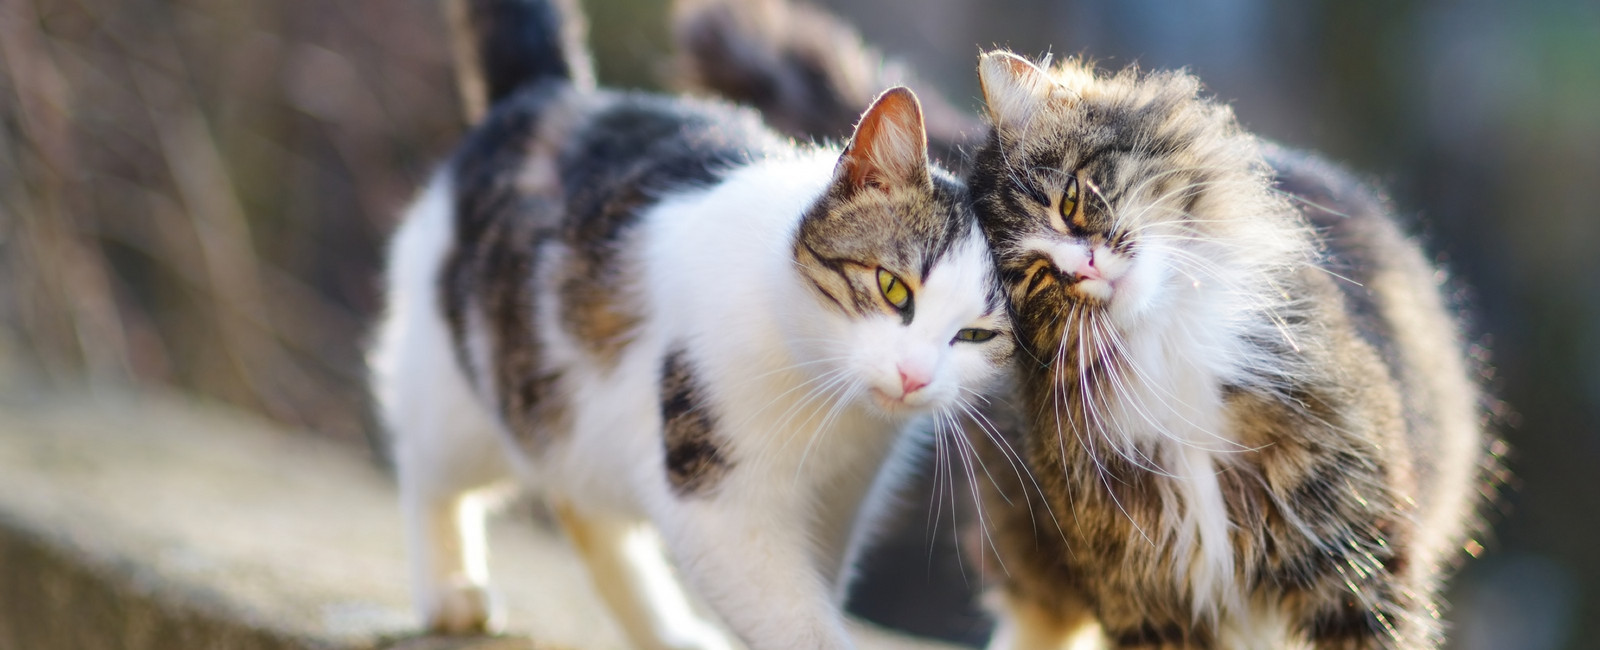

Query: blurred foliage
<box><xmin>1</xmin><ymin>0</ymin><xmax>1597</xmax><ymax>648</ymax></box>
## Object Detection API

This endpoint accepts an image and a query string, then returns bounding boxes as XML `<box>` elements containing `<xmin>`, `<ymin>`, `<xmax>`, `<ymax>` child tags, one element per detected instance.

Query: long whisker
<box><xmin>944</xmin><ymin>406</ymin><xmax>1009</xmax><ymax>580</ymax></box>
<box><xmin>793</xmin><ymin>377</ymin><xmax>863</xmax><ymax>480</ymax></box>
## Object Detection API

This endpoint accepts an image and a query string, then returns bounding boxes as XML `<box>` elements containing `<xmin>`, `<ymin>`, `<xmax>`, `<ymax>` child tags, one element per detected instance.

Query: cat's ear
<box><xmin>834</xmin><ymin>87</ymin><xmax>931</xmax><ymax>194</ymax></box>
<box><xmin>978</xmin><ymin>51</ymin><xmax>1061</xmax><ymax>127</ymax></box>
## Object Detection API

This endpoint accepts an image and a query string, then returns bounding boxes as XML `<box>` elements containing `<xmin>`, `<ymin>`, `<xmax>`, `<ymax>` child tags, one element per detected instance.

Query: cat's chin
<box><xmin>866</xmin><ymin>387</ymin><xmax>931</xmax><ymax>418</ymax></box>
<box><xmin>1069</xmin><ymin>278</ymin><xmax>1114</xmax><ymax>302</ymax></box>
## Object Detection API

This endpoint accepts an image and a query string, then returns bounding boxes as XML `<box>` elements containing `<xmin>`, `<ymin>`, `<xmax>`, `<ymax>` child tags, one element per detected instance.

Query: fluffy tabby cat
<box><xmin>368</xmin><ymin>0</ymin><xmax>1015</xmax><ymax>647</ymax></box>
<box><xmin>966</xmin><ymin>52</ymin><xmax>1489</xmax><ymax>649</ymax></box>
<box><xmin>669</xmin><ymin>5</ymin><xmax>1494</xmax><ymax>646</ymax></box>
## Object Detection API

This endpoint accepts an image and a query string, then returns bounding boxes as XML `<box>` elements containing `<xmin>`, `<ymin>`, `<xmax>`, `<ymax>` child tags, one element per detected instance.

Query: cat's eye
<box><xmin>953</xmin><ymin>328</ymin><xmax>997</xmax><ymax>343</ymax></box>
<box><xmin>877</xmin><ymin>269</ymin><xmax>911</xmax><ymax>310</ymax></box>
<box><xmin>1052</xmin><ymin>174</ymin><xmax>1083</xmax><ymax>233</ymax></box>
<box><xmin>1060</xmin><ymin>176</ymin><xmax>1079</xmax><ymax>217</ymax></box>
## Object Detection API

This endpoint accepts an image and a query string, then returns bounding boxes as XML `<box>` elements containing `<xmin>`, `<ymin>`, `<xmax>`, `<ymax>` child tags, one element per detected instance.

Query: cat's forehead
<box><xmin>801</xmin><ymin>174</ymin><xmax>976</xmax><ymax>276</ymax></box>
<box><xmin>1013</xmin><ymin>105</ymin><xmax>1164</xmax><ymax>165</ymax></box>
<box><xmin>996</xmin><ymin>71</ymin><xmax>1218</xmax><ymax>167</ymax></box>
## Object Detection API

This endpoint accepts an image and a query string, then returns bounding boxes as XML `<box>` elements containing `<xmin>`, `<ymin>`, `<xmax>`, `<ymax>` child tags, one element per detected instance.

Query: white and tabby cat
<box><xmin>368</xmin><ymin>0</ymin><xmax>1013</xmax><ymax>648</ymax></box>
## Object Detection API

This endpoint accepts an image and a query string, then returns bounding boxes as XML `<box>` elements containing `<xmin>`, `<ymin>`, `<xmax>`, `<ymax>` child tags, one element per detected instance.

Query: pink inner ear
<box><xmin>843</xmin><ymin>87</ymin><xmax>928</xmax><ymax>190</ymax></box>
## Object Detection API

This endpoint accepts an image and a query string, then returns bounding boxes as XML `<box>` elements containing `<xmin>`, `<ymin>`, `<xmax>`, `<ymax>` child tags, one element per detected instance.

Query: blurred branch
<box><xmin>0</xmin><ymin>0</ymin><xmax>458</xmax><ymax>442</ymax></box>
<box><xmin>0</xmin><ymin>0</ymin><xmax>133</xmax><ymax>386</ymax></box>
<box><xmin>444</xmin><ymin>0</ymin><xmax>487</xmax><ymax>124</ymax></box>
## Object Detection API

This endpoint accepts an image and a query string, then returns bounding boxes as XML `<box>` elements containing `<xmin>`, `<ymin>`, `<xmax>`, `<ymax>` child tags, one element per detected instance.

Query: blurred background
<box><xmin>1</xmin><ymin>0</ymin><xmax>1595</xmax><ymax>648</ymax></box>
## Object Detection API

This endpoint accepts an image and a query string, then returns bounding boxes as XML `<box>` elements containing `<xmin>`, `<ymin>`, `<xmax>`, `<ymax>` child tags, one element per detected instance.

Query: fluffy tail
<box><xmin>670</xmin><ymin>0</ymin><xmax>981</xmax><ymax>167</ymax></box>
<box><xmin>445</xmin><ymin>0</ymin><xmax>596</xmax><ymax>123</ymax></box>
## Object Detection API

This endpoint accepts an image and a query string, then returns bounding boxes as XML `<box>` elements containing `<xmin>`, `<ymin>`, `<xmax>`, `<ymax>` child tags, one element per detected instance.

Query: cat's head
<box><xmin>971</xmin><ymin>51</ymin><xmax>1308</xmax><ymax>358</ymax></box>
<box><xmin>792</xmin><ymin>87</ymin><xmax>1013</xmax><ymax>417</ymax></box>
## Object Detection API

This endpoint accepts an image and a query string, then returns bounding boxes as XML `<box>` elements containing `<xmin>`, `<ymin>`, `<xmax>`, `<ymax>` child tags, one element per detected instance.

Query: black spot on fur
<box><xmin>441</xmin><ymin>83</ymin><xmax>541</xmax><ymax>381</ymax></box>
<box><xmin>661</xmin><ymin>348</ymin><xmax>731</xmax><ymax>496</ymax></box>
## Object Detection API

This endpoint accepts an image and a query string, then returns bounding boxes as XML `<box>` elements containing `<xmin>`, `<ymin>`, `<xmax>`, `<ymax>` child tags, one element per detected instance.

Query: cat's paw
<box><xmin>421</xmin><ymin>579</ymin><xmax>497</xmax><ymax>635</ymax></box>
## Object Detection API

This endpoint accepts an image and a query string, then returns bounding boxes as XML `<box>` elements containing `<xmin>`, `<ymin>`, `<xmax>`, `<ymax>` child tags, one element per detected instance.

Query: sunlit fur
<box><xmin>977</xmin><ymin>51</ymin><xmax>1315</xmax><ymax>615</ymax></box>
<box><xmin>969</xmin><ymin>51</ymin><xmax>1490</xmax><ymax>649</ymax></box>
<box><xmin>372</xmin><ymin>25</ymin><xmax>1015</xmax><ymax>646</ymax></box>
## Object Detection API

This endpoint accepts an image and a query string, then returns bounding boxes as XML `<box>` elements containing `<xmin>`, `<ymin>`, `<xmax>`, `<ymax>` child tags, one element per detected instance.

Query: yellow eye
<box><xmin>954</xmin><ymin>328</ymin><xmax>997</xmax><ymax>343</ymax></box>
<box><xmin>877</xmin><ymin>268</ymin><xmax>910</xmax><ymax>310</ymax></box>
<box><xmin>1058</xmin><ymin>175</ymin><xmax>1080</xmax><ymax>225</ymax></box>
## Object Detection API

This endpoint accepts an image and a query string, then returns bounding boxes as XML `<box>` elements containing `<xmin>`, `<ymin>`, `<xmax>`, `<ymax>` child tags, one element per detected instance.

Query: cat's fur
<box><xmin>666</xmin><ymin>7</ymin><xmax>1494</xmax><ymax>646</ymax></box>
<box><xmin>368</xmin><ymin>0</ymin><xmax>1014</xmax><ymax>648</ymax></box>
<box><xmin>969</xmin><ymin>52</ymin><xmax>1489</xmax><ymax>649</ymax></box>
<box><xmin>670</xmin><ymin>0</ymin><xmax>982</xmax><ymax>168</ymax></box>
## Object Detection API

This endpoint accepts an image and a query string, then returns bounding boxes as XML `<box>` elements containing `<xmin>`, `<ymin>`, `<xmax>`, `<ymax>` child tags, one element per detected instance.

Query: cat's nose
<box><xmin>1072</xmin><ymin>249</ymin><xmax>1105</xmax><ymax>282</ymax></box>
<box><xmin>898</xmin><ymin>367</ymin><xmax>930</xmax><ymax>396</ymax></box>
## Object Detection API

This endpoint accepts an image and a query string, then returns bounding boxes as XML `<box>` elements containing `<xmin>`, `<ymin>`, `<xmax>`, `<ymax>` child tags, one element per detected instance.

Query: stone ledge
<box><xmin>0</xmin><ymin>389</ymin><xmax>957</xmax><ymax>650</ymax></box>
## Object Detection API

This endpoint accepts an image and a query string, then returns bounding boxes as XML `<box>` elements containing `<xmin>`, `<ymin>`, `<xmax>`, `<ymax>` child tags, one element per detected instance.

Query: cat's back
<box><xmin>1265</xmin><ymin>144</ymin><xmax>1487</xmax><ymax>560</ymax></box>
<box><xmin>450</xmin><ymin>84</ymin><xmax>787</xmax><ymax>235</ymax></box>
<box><xmin>556</xmin><ymin>90</ymin><xmax>788</xmax><ymax>209</ymax></box>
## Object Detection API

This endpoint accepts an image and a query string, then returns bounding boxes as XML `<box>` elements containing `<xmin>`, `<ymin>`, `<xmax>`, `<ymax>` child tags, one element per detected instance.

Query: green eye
<box><xmin>1058</xmin><ymin>175</ymin><xmax>1080</xmax><ymax>225</ymax></box>
<box><xmin>954</xmin><ymin>328</ymin><xmax>997</xmax><ymax>343</ymax></box>
<box><xmin>877</xmin><ymin>268</ymin><xmax>910</xmax><ymax>310</ymax></box>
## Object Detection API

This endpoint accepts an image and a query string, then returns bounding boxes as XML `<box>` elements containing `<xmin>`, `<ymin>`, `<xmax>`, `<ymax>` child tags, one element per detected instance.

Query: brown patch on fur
<box><xmin>556</xmin><ymin>265</ymin><xmax>640</xmax><ymax>367</ymax></box>
<box><xmin>524</xmin><ymin>94</ymin><xmax>645</xmax><ymax>368</ymax></box>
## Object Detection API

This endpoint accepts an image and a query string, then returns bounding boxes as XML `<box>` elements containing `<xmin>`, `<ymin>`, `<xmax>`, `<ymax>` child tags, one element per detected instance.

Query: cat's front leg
<box><xmin>389</xmin><ymin>388</ymin><xmax>513</xmax><ymax>634</ymax></box>
<box><xmin>400</xmin><ymin>483</ymin><xmax>500</xmax><ymax>634</ymax></box>
<box><xmin>658</xmin><ymin>498</ymin><xmax>855</xmax><ymax>650</ymax></box>
<box><xmin>552</xmin><ymin>503</ymin><xmax>733</xmax><ymax>650</ymax></box>
<box><xmin>984</xmin><ymin>588</ymin><xmax>1104</xmax><ymax>650</ymax></box>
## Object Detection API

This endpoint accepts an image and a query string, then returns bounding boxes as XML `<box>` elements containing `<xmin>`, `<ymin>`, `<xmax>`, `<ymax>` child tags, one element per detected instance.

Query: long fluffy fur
<box><xmin>970</xmin><ymin>52</ymin><xmax>1490</xmax><ymax>649</ymax></box>
<box><xmin>669</xmin><ymin>8</ymin><xmax>1495</xmax><ymax>644</ymax></box>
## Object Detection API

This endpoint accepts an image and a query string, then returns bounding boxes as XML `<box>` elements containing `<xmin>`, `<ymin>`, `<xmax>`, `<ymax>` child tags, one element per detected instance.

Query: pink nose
<box><xmin>898</xmin><ymin>368</ymin><xmax>929</xmax><ymax>396</ymax></box>
<box><xmin>1074</xmin><ymin>250</ymin><xmax>1104</xmax><ymax>282</ymax></box>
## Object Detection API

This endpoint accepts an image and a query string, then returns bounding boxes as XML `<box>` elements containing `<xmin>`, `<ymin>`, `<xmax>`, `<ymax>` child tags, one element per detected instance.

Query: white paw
<box><xmin>422</xmin><ymin>578</ymin><xmax>497</xmax><ymax>635</ymax></box>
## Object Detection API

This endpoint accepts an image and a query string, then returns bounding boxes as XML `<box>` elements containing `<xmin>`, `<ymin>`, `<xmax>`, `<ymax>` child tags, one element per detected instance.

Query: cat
<box><xmin>669</xmin><ymin>0</ymin><xmax>982</xmax><ymax>169</ymax></box>
<box><xmin>966</xmin><ymin>51</ymin><xmax>1490</xmax><ymax>649</ymax></box>
<box><xmin>367</xmin><ymin>0</ymin><xmax>1014</xmax><ymax>648</ymax></box>
<box><xmin>667</xmin><ymin>5</ymin><xmax>1495</xmax><ymax>647</ymax></box>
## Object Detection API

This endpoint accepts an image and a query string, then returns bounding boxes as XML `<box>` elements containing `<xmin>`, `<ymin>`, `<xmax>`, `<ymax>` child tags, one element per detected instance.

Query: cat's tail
<box><xmin>446</xmin><ymin>0</ymin><xmax>596</xmax><ymax>123</ymax></box>
<box><xmin>669</xmin><ymin>0</ymin><xmax>981</xmax><ymax>168</ymax></box>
